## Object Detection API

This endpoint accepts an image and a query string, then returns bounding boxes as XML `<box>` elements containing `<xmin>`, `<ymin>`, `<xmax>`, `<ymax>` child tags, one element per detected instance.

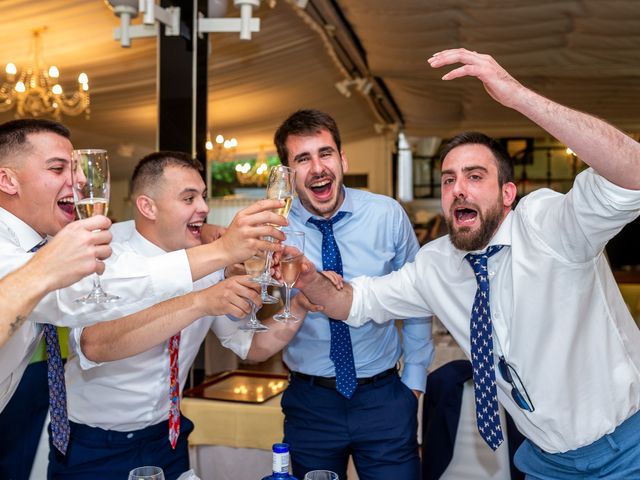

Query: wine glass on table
<box><xmin>240</xmin><ymin>253</ymin><xmax>270</xmax><ymax>332</ymax></box>
<box><xmin>304</xmin><ymin>471</ymin><xmax>339</xmax><ymax>480</ymax></box>
<box><xmin>128</xmin><ymin>466</ymin><xmax>165</xmax><ymax>480</ymax></box>
<box><xmin>251</xmin><ymin>165</ymin><xmax>296</xmax><ymax>303</ymax></box>
<box><xmin>274</xmin><ymin>230</ymin><xmax>305</xmax><ymax>323</ymax></box>
<box><xmin>71</xmin><ymin>149</ymin><xmax>119</xmax><ymax>304</ymax></box>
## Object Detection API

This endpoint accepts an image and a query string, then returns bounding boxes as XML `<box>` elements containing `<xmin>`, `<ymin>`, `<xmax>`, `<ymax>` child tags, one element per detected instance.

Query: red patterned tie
<box><xmin>168</xmin><ymin>332</ymin><xmax>181</xmax><ymax>449</ymax></box>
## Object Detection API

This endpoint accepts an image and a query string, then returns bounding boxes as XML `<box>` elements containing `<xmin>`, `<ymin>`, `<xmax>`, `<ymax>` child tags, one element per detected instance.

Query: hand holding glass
<box><xmin>240</xmin><ymin>254</ymin><xmax>269</xmax><ymax>332</ymax></box>
<box><xmin>128</xmin><ymin>466</ymin><xmax>165</xmax><ymax>480</ymax></box>
<box><xmin>71</xmin><ymin>149</ymin><xmax>119</xmax><ymax>304</ymax></box>
<box><xmin>274</xmin><ymin>230</ymin><xmax>305</xmax><ymax>323</ymax></box>
<box><xmin>254</xmin><ymin>165</ymin><xmax>296</xmax><ymax>291</ymax></box>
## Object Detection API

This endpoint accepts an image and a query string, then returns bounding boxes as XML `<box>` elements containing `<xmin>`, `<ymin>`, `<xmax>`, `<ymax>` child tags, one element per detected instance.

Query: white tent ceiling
<box><xmin>0</xmin><ymin>0</ymin><xmax>639</xmax><ymax>180</ymax></box>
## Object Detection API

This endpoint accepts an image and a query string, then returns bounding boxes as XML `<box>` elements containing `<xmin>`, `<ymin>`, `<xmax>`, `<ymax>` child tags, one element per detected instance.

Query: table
<box><xmin>183</xmin><ymin>392</ymin><xmax>360</xmax><ymax>479</ymax></box>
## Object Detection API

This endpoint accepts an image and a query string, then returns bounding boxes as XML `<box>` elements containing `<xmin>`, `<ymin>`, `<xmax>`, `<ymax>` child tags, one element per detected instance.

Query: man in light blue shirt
<box><xmin>274</xmin><ymin>109</ymin><xmax>433</xmax><ymax>480</ymax></box>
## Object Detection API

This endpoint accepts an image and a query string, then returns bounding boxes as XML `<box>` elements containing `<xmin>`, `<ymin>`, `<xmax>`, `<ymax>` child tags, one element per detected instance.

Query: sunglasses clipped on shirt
<box><xmin>498</xmin><ymin>356</ymin><xmax>535</xmax><ymax>412</ymax></box>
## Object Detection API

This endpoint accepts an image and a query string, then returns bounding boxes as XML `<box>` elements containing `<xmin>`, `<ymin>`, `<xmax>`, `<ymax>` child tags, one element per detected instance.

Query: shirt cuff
<box><xmin>345</xmin><ymin>277</ymin><xmax>369</xmax><ymax>328</ymax></box>
<box><xmin>71</xmin><ymin>327</ymin><xmax>105</xmax><ymax>370</ymax></box>
<box><xmin>590</xmin><ymin>168</ymin><xmax>640</xmax><ymax>209</ymax></box>
<box><xmin>401</xmin><ymin>363</ymin><xmax>427</xmax><ymax>393</ymax></box>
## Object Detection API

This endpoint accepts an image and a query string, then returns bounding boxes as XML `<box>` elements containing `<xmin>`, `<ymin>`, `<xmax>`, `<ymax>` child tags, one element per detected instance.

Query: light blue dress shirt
<box><xmin>283</xmin><ymin>187</ymin><xmax>434</xmax><ymax>392</ymax></box>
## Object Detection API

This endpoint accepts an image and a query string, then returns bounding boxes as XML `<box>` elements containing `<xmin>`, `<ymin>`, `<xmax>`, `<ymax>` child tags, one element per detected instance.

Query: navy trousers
<box><xmin>283</xmin><ymin>372</ymin><xmax>420</xmax><ymax>480</ymax></box>
<box><xmin>47</xmin><ymin>415</ymin><xmax>194</xmax><ymax>480</ymax></box>
<box><xmin>0</xmin><ymin>361</ymin><xmax>49</xmax><ymax>480</ymax></box>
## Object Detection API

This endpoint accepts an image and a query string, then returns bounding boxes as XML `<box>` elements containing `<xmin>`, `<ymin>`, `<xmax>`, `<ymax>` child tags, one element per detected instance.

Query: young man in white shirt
<box><xmin>0</xmin><ymin>119</ymin><xmax>286</xmax><ymax>479</ymax></box>
<box><xmin>293</xmin><ymin>49</ymin><xmax>640</xmax><ymax>479</ymax></box>
<box><xmin>52</xmin><ymin>151</ymin><xmax>315</xmax><ymax>479</ymax></box>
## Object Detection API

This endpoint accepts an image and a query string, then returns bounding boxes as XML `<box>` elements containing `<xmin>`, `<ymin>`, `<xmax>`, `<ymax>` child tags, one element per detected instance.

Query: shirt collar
<box><xmin>0</xmin><ymin>207</ymin><xmax>47</xmax><ymax>252</ymax></box>
<box><xmin>452</xmin><ymin>209</ymin><xmax>514</xmax><ymax>268</ymax></box>
<box><xmin>291</xmin><ymin>186</ymin><xmax>354</xmax><ymax>225</ymax></box>
<box><xmin>129</xmin><ymin>227</ymin><xmax>168</xmax><ymax>256</ymax></box>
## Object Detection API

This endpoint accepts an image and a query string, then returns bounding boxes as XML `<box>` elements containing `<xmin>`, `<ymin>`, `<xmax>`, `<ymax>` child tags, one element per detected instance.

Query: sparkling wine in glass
<box><xmin>71</xmin><ymin>149</ymin><xmax>119</xmax><ymax>304</ymax></box>
<box><xmin>253</xmin><ymin>165</ymin><xmax>296</xmax><ymax>298</ymax></box>
<box><xmin>274</xmin><ymin>230</ymin><xmax>305</xmax><ymax>324</ymax></box>
<box><xmin>239</xmin><ymin>254</ymin><xmax>269</xmax><ymax>332</ymax></box>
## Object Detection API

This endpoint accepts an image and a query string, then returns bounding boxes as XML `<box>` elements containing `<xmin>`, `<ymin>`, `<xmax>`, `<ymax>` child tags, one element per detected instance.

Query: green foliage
<box><xmin>210</xmin><ymin>156</ymin><xmax>281</xmax><ymax>197</ymax></box>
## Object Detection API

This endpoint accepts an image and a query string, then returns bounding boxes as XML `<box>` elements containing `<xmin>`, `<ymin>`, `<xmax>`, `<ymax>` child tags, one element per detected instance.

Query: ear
<box><xmin>340</xmin><ymin>150</ymin><xmax>349</xmax><ymax>174</ymax></box>
<box><xmin>502</xmin><ymin>182</ymin><xmax>518</xmax><ymax>208</ymax></box>
<box><xmin>135</xmin><ymin>195</ymin><xmax>157</xmax><ymax>221</ymax></box>
<box><xmin>0</xmin><ymin>167</ymin><xmax>19</xmax><ymax>195</ymax></box>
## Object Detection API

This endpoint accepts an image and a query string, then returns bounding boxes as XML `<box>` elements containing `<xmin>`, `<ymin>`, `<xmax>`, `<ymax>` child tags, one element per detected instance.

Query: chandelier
<box><xmin>0</xmin><ymin>28</ymin><xmax>90</xmax><ymax>120</ymax></box>
<box><xmin>235</xmin><ymin>146</ymin><xmax>270</xmax><ymax>186</ymax></box>
<box><xmin>206</xmin><ymin>133</ymin><xmax>238</xmax><ymax>163</ymax></box>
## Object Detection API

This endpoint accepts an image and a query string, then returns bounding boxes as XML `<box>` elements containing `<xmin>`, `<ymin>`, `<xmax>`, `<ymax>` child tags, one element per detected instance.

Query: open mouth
<box><xmin>57</xmin><ymin>196</ymin><xmax>75</xmax><ymax>217</ymax></box>
<box><xmin>308</xmin><ymin>177</ymin><xmax>333</xmax><ymax>199</ymax></box>
<box><xmin>453</xmin><ymin>206</ymin><xmax>478</xmax><ymax>225</ymax></box>
<box><xmin>187</xmin><ymin>222</ymin><xmax>203</xmax><ymax>236</ymax></box>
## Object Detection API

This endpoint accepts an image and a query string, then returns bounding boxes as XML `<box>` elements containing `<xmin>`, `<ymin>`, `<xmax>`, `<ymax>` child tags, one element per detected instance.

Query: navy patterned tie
<box><xmin>30</xmin><ymin>239</ymin><xmax>70</xmax><ymax>455</ymax></box>
<box><xmin>308</xmin><ymin>212</ymin><xmax>357</xmax><ymax>399</ymax></box>
<box><xmin>465</xmin><ymin>245</ymin><xmax>504</xmax><ymax>451</ymax></box>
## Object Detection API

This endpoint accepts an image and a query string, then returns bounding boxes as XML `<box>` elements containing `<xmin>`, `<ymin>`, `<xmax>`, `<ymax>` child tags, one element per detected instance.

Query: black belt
<box><xmin>289</xmin><ymin>367</ymin><xmax>397</xmax><ymax>390</ymax></box>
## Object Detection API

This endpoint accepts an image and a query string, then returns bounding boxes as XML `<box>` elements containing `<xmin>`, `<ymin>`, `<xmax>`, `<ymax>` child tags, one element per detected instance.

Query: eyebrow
<box><xmin>179</xmin><ymin>187</ymin><xmax>204</xmax><ymax>196</ymax></box>
<box><xmin>45</xmin><ymin>157</ymin><xmax>69</xmax><ymax>165</ymax></box>
<box><xmin>292</xmin><ymin>145</ymin><xmax>336</xmax><ymax>163</ymax></box>
<box><xmin>441</xmin><ymin>165</ymin><xmax>489</xmax><ymax>176</ymax></box>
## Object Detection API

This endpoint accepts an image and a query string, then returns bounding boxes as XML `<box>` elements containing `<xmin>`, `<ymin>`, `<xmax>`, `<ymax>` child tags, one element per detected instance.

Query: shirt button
<box><xmin>489</xmin><ymin>270</ymin><xmax>495</xmax><ymax>276</ymax></box>
<box><xmin>127</xmin><ymin>433</ymin><xmax>134</xmax><ymax>439</ymax></box>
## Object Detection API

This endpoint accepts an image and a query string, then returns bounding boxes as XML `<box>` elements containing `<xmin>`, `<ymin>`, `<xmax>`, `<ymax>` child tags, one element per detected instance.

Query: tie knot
<box><xmin>308</xmin><ymin>211</ymin><xmax>347</xmax><ymax>234</ymax></box>
<box><xmin>465</xmin><ymin>245</ymin><xmax>504</xmax><ymax>278</ymax></box>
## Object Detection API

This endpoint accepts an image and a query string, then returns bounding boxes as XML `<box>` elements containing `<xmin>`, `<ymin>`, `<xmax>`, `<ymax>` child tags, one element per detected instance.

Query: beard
<box><xmin>445</xmin><ymin>194</ymin><xmax>504</xmax><ymax>251</ymax></box>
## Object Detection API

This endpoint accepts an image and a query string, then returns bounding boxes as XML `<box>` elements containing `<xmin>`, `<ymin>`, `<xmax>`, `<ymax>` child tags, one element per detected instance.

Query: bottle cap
<box><xmin>272</xmin><ymin>443</ymin><xmax>289</xmax><ymax>453</ymax></box>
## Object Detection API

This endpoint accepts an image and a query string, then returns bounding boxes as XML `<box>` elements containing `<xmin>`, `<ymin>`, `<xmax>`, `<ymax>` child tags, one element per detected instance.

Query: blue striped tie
<box><xmin>308</xmin><ymin>212</ymin><xmax>357</xmax><ymax>399</ymax></box>
<box><xmin>30</xmin><ymin>239</ymin><xmax>70</xmax><ymax>454</ymax></box>
<box><xmin>465</xmin><ymin>245</ymin><xmax>504</xmax><ymax>451</ymax></box>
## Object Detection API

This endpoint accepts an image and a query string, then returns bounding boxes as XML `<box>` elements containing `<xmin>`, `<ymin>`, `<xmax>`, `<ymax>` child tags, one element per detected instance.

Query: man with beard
<box><xmin>291</xmin><ymin>49</ymin><xmax>640</xmax><ymax>479</ymax></box>
<box><xmin>51</xmin><ymin>151</ymin><xmax>316</xmax><ymax>479</ymax></box>
<box><xmin>272</xmin><ymin>109</ymin><xmax>434</xmax><ymax>480</ymax></box>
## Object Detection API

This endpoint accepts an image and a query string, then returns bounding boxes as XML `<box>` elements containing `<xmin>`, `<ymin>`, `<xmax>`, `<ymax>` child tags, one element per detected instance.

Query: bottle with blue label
<box><xmin>261</xmin><ymin>443</ymin><xmax>299</xmax><ymax>479</ymax></box>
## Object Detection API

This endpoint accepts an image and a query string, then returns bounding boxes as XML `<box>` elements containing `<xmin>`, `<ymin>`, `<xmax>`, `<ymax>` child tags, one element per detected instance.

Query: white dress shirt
<box><xmin>0</xmin><ymin>210</ymin><xmax>194</xmax><ymax>412</ymax></box>
<box><xmin>347</xmin><ymin>168</ymin><xmax>640</xmax><ymax>453</ymax></box>
<box><xmin>67</xmin><ymin>228</ymin><xmax>253</xmax><ymax>431</ymax></box>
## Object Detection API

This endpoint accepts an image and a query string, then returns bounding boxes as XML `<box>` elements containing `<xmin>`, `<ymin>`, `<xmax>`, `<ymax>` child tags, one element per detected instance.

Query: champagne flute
<box><xmin>239</xmin><ymin>254</ymin><xmax>270</xmax><ymax>332</ymax></box>
<box><xmin>252</xmin><ymin>165</ymin><xmax>296</xmax><ymax>298</ymax></box>
<box><xmin>71</xmin><ymin>149</ymin><xmax>119</xmax><ymax>304</ymax></box>
<box><xmin>128</xmin><ymin>466</ymin><xmax>165</xmax><ymax>480</ymax></box>
<box><xmin>274</xmin><ymin>230</ymin><xmax>305</xmax><ymax>323</ymax></box>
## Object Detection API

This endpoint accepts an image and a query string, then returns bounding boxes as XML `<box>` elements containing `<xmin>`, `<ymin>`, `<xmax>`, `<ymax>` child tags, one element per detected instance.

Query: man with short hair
<box><xmin>293</xmin><ymin>49</ymin><xmax>640</xmax><ymax>479</ymax></box>
<box><xmin>53</xmin><ymin>151</ymin><xmax>315</xmax><ymax>479</ymax></box>
<box><xmin>0</xmin><ymin>118</ymin><xmax>285</xmax><ymax>479</ymax></box>
<box><xmin>273</xmin><ymin>109</ymin><xmax>433</xmax><ymax>480</ymax></box>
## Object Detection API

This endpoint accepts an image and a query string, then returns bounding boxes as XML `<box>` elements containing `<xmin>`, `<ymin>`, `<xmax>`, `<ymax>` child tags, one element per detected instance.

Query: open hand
<box><xmin>428</xmin><ymin>48</ymin><xmax>524</xmax><ymax>109</ymax></box>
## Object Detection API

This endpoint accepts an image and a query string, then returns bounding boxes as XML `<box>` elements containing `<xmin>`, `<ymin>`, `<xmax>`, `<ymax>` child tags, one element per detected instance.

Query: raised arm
<box><xmin>80</xmin><ymin>275</ymin><xmax>261</xmax><ymax>362</ymax></box>
<box><xmin>0</xmin><ymin>216</ymin><xmax>112</xmax><ymax>346</ymax></box>
<box><xmin>429</xmin><ymin>48</ymin><xmax>640</xmax><ymax>190</ymax></box>
<box><xmin>186</xmin><ymin>199</ymin><xmax>288</xmax><ymax>281</ymax></box>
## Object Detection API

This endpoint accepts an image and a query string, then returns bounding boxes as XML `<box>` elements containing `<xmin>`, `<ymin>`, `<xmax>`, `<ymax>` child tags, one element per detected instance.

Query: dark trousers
<box><xmin>47</xmin><ymin>415</ymin><xmax>194</xmax><ymax>480</ymax></box>
<box><xmin>0</xmin><ymin>361</ymin><xmax>49</xmax><ymax>480</ymax></box>
<box><xmin>283</xmin><ymin>372</ymin><xmax>420</xmax><ymax>480</ymax></box>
